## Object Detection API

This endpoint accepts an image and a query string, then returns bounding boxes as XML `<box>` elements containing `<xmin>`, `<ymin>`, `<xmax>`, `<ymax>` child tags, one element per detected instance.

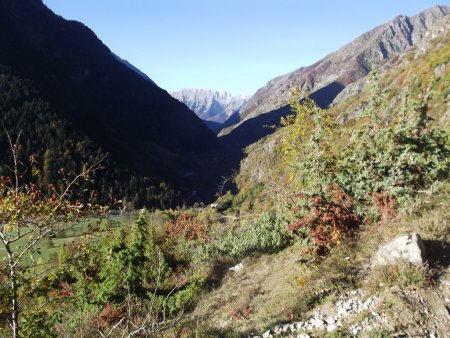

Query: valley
<box><xmin>0</xmin><ymin>1</ymin><xmax>449</xmax><ymax>337</ymax></box>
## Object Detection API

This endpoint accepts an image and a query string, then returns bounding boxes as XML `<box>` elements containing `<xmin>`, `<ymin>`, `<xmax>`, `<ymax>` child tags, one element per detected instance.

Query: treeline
<box><xmin>0</xmin><ymin>67</ymin><xmax>179</xmax><ymax>209</ymax></box>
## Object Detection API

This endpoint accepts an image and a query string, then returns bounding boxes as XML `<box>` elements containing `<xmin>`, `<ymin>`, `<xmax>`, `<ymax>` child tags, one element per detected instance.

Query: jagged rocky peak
<box><xmin>171</xmin><ymin>88</ymin><xmax>249</xmax><ymax>123</ymax></box>
<box><xmin>232</xmin><ymin>5</ymin><xmax>450</xmax><ymax>130</ymax></box>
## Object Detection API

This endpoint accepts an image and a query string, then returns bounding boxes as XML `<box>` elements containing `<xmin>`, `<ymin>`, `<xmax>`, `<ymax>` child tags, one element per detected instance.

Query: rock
<box><xmin>327</xmin><ymin>317</ymin><xmax>336</xmax><ymax>324</ymax></box>
<box><xmin>295</xmin><ymin>322</ymin><xmax>304</xmax><ymax>330</ymax></box>
<box><xmin>372</xmin><ymin>233</ymin><xmax>426</xmax><ymax>267</ymax></box>
<box><xmin>229</xmin><ymin>262</ymin><xmax>244</xmax><ymax>272</ymax></box>
<box><xmin>312</xmin><ymin>317</ymin><xmax>325</xmax><ymax>328</ymax></box>
<box><xmin>297</xmin><ymin>334</ymin><xmax>310</xmax><ymax>338</ymax></box>
<box><xmin>351</xmin><ymin>325</ymin><xmax>361</xmax><ymax>335</ymax></box>
<box><xmin>281</xmin><ymin>323</ymin><xmax>294</xmax><ymax>333</ymax></box>
<box><xmin>327</xmin><ymin>323</ymin><xmax>337</xmax><ymax>332</ymax></box>
<box><xmin>262</xmin><ymin>330</ymin><xmax>272</xmax><ymax>338</ymax></box>
<box><xmin>434</xmin><ymin>63</ymin><xmax>447</xmax><ymax>77</ymax></box>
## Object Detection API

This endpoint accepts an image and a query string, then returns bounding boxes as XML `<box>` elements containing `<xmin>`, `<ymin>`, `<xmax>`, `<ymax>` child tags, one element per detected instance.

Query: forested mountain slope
<box><xmin>0</xmin><ymin>0</ymin><xmax>219</xmax><ymax>208</ymax></box>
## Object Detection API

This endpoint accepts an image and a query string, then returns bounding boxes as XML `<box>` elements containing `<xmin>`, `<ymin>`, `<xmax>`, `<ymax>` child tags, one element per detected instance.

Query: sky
<box><xmin>42</xmin><ymin>1</ymin><xmax>448</xmax><ymax>96</ymax></box>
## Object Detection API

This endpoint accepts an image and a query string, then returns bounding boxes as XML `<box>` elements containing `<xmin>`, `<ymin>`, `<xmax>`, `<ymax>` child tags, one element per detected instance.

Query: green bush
<box><xmin>337</xmin><ymin>81</ymin><xmax>450</xmax><ymax>203</ymax></box>
<box><xmin>166</xmin><ymin>275</ymin><xmax>206</xmax><ymax>315</ymax></box>
<box><xmin>221</xmin><ymin>212</ymin><xmax>291</xmax><ymax>259</ymax></box>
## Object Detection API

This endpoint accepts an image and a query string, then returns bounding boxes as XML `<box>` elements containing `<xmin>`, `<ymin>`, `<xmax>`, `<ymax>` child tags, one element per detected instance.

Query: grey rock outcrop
<box><xmin>372</xmin><ymin>233</ymin><xmax>426</xmax><ymax>267</ymax></box>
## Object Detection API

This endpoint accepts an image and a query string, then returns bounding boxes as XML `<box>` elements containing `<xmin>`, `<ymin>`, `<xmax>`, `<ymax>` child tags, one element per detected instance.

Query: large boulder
<box><xmin>372</xmin><ymin>233</ymin><xmax>426</xmax><ymax>267</ymax></box>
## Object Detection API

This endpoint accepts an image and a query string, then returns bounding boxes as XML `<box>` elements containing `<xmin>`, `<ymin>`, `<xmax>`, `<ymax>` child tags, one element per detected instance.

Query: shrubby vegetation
<box><xmin>337</xmin><ymin>78</ymin><xmax>450</xmax><ymax>203</ymax></box>
<box><xmin>220</xmin><ymin>211</ymin><xmax>291</xmax><ymax>259</ymax></box>
<box><xmin>1</xmin><ymin>54</ymin><xmax>449</xmax><ymax>337</ymax></box>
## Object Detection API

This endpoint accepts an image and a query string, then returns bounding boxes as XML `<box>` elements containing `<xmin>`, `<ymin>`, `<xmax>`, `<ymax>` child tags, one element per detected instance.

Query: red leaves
<box><xmin>58</xmin><ymin>282</ymin><xmax>75</xmax><ymax>299</ymax></box>
<box><xmin>288</xmin><ymin>186</ymin><xmax>361</xmax><ymax>256</ymax></box>
<box><xmin>373</xmin><ymin>192</ymin><xmax>397</xmax><ymax>221</ymax></box>
<box><xmin>230</xmin><ymin>306</ymin><xmax>253</xmax><ymax>320</ymax></box>
<box><xmin>97</xmin><ymin>303</ymin><xmax>123</xmax><ymax>327</ymax></box>
<box><xmin>166</xmin><ymin>214</ymin><xmax>208</xmax><ymax>241</ymax></box>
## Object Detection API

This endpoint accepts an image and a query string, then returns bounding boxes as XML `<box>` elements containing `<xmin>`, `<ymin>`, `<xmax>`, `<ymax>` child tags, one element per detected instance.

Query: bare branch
<box><xmin>105</xmin><ymin>317</ymin><xmax>125</xmax><ymax>338</ymax></box>
<box><xmin>217</xmin><ymin>170</ymin><xmax>237</xmax><ymax>196</ymax></box>
<box><xmin>4</xmin><ymin>129</ymin><xmax>22</xmax><ymax>195</ymax></box>
<box><xmin>58</xmin><ymin>153</ymin><xmax>108</xmax><ymax>201</ymax></box>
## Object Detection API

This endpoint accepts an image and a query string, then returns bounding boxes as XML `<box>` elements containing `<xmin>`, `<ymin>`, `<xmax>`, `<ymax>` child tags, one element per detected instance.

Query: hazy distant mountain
<box><xmin>220</xmin><ymin>5</ymin><xmax>450</xmax><ymax>146</ymax></box>
<box><xmin>172</xmin><ymin>89</ymin><xmax>248</xmax><ymax>123</ymax></box>
<box><xmin>0</xmin><ymin>0</ymin><xmax>218</xmax><ymax>207</ymax></box>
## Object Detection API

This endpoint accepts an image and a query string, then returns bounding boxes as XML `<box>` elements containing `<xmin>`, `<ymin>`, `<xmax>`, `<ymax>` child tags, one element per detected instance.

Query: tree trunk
<box><xmin>6</xmin><ymin>247</ymin><xmax>19</xmax><ymax>338</ymax></box>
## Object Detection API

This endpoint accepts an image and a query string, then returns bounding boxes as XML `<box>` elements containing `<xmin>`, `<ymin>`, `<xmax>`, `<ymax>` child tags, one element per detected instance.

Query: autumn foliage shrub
<box><xmin>166</xmin><ymin>213</ymin><xmax>209</xmax><ymax>241</ymax></box>
<box><xmin>288</xmin><ymin>186</ymin><xmax>361</xmax><ymax>256</ymax></box>
<box><xmin>372</xmin><ymin>192</ymin><xmax>397</xmax><ymax>221</ymax></box>
<box><xmin>96</xmin><ymin>303</ymin><xmax>124</xmax><ymax>328</ymax></box>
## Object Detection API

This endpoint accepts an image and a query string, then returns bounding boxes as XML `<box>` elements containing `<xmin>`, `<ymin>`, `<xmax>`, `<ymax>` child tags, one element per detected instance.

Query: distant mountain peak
<box><xmin>171</xmin><ymin>88</ymin><xmax>249</xmax><ymax>123</ymax></box>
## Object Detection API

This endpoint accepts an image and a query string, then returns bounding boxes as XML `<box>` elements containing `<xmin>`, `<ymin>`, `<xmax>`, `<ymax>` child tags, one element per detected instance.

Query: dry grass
<box><xmin>192</xmin><ymin>240</ymin><xmax>309</xmax><ymax>334</ymax></box>
<box><xmin>364</xmin><ymin>262</ymin><xmax>430</xmax><ymax>292</ymax></box>
<box><xmin>186</xmin><ymin>182</ymin><xmax>450</xmax><ymax>335</ymax></box>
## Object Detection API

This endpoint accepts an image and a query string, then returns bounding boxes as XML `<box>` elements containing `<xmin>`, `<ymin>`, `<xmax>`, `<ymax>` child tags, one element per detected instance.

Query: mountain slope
<box><xmin>195</xmin><ymin>26</ymin><xmax>450</xmax><ymax>335</ymax></box>
<box><xmin>113</xmin><ymin>53</ymin><xmax>156</xmax><ymax>86</ymax></box>
<box><xmin>220</xmin><ymin>5</ymin><xmax>450</xmax><ymax>147</ymax></box>
<box><xmin>232</xmin><ymin>26</ymin><xmax>450</xmax><ymax>214</ymax></box>
<box><xmin>171</xmin><ymin>88</ymin><xmax>248</xmax><ymax>124</ymax></box>
<box><xmin>0</xmin><ymin>0</ymin><xmax>219</xmax><ymax>207</ymax></box>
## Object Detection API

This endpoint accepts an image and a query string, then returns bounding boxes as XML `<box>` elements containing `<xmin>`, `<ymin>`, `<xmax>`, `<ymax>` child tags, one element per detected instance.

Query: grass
<box><xmin>364</xmin><ymin>262</ymin><xmax>430</xmax><ymax>291</ymax></box>
<box><xmin>0</xmin><ymin>216</ymin><xmax>122</xmax><ymax>268</ymax></box>
<box><xmin>187</xmin><ymin>180</ymin><xmax>450</xmax><ymax>335</ymax></box>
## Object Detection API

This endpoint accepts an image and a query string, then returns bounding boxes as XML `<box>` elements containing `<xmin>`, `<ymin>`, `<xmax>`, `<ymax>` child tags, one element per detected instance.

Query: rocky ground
<box><xmin>251</xmin><ymin>234</ymin><xmax>450</xmax><ymax>338</ymax></box>
<box><xmin>253</xmin><ymin>281</ymin><xmax>450</xmax><ymax>337</ymax></box>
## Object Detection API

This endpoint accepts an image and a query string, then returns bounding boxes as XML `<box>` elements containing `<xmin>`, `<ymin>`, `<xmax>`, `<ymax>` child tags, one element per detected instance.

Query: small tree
<box><xmin>280</xmin><ymin>89</ymin><xmax>336</xmax><ymax>196</ymax></box>
<box><xmin>0</xmin><ymin>131</ymin><xmax>105</xmax><ymax>338</ymax></box>
<box><xmin>280</xmin><ymin>91</ymin><xmax>361</xmax><ymax>256</ymax></box>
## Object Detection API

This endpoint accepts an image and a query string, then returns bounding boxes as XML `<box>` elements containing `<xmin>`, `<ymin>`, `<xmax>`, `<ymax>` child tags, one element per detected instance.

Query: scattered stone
<box><xmin>350</xmin><ymin>324</ymin><xmax>361</xmax><ymax>335</ymax></box>
<box><xmin>327</xmin><ymin>317</ymin><xmax>336</xmax><ymax>324</ymax></box>
<box><xmin>296</xmin><ymin>334</ymin><xmax>310</xmax><ymax>338</ymax></box>
<box><xmin>262</xmin><ymin>330</ymin><xmax>272</xmax><ymax>338</ymax></box>
<box><xmin>312</xmin><ymin>317</ymin><xmax>325</xmax><ymax>328</ymax></box>
<box><xmin>295</xmin><ymin>322</ymin><xmax>304</xmax><ymax>330</ymax></box>
<box><xmin>434</xmin><ymin>63</ymin><xmax>447</xmax><ymax>77</ymax></box>
<box><xmin>229</xmin><ymin>262</ymin><xmax>244</xmax><ymax>272</ymax></box>
<box><xmin>327</xmin><ymin>323</ymin><xmax>337</xmax><ymax>332</ymax></box>
<box><xmin>372</xmin><ymin>233</ymin><xmax>426</xmax><ymax>267</ymax></box>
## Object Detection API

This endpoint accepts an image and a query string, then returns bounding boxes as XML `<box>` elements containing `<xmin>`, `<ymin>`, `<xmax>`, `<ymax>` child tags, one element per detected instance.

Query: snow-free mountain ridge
<box><xmin>220</xmin><ymin>5</ymin><xmax>450</xmax><ymax>140</ymax></box>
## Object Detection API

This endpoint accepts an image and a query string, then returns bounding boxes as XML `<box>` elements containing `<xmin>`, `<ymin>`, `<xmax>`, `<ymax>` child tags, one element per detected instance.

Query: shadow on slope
<box><xmin>219</xmin><ymin>81</ymin><xmax>345</xmax><ymax>151</ymax></box>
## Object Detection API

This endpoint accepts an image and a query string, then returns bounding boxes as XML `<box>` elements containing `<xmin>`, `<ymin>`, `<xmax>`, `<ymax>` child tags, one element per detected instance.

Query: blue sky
<box><xmin>43</xmin><ymin>1</ymin><xmax>447</xmax><ymax>95</ymax></box>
